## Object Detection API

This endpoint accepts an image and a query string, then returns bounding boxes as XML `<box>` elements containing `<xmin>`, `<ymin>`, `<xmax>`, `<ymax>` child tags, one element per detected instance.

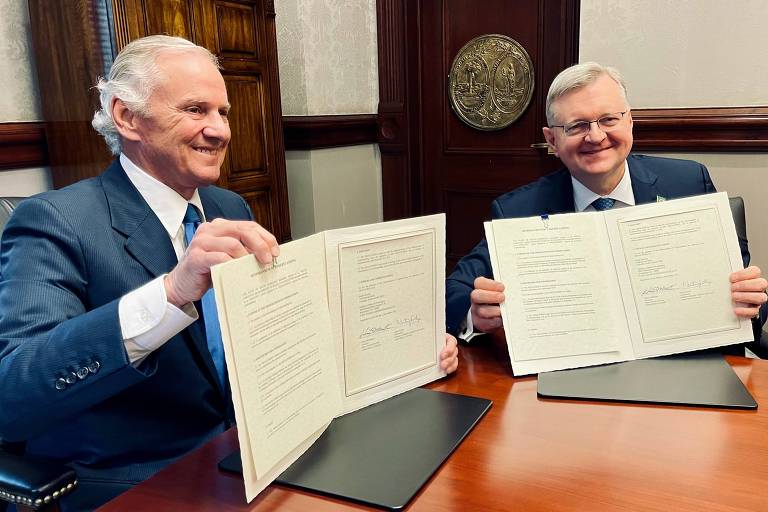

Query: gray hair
<box><xmin>545</xmin><ymin>62</ymin><xmax>629</xmax><ymax>126</ymax></box>
<box><xmin>91</xmin><ymin>35</ymin><xmax>219</xmax><ymax>155</ymax></box>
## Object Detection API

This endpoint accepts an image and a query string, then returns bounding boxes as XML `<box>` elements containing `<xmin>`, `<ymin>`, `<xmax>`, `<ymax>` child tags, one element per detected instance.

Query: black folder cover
<box><xmin>219</xmin><ymin>388</ymin><xmax>492</xmax><ymax>510</ymax></box>
<box><xmin>537</xmin><ymin>353</ymin><xmax>757</xmax><ymax>409</ymax></box>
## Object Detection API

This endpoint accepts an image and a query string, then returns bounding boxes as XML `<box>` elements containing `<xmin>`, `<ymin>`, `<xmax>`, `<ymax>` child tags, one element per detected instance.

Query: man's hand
<box><xmin>731</xmin><ymin>266</ymin><xmax>768</xmax><ymax>318</ymax></box>
<box><xmin>165</xmin><ymin>219</ymin><xmax>279</xmax><ymax>307</ymax></box>
<box><xmin>470</xmin><ymin>276</ymin><xmax>505</xmax><ymax>334</ymax></box>
<box><xmin>440</xmin><ymin>334</ymin><xmax>459</xmax><ymax>374</ymax></box>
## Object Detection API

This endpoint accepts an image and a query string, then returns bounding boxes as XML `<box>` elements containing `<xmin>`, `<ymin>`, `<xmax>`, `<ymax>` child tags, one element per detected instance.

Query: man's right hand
<box><xmin>165</xmin><ymin>218</ymin><xmax>279</xmax><ymax>307</ymax></box>
<box><xmin>470</xmin><ymin>276</ymin><xmax>505</xmax><ymax>333</ymax></box>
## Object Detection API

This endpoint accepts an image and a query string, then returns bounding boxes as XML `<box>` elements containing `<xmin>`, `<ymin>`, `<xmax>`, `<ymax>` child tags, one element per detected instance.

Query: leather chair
<box><xmin>0</xmin><ymin>199</ymin><xmax>23</xmax><ymax>233</ymax></box>
<box><xmin>0</xmin><ymin>198</ymin><xmax>77</xmax><ymax>512</ymax></box>
<box><xmin>729</xmin><ymin>196</ymin><xmax>768</xmax><ymax>358</ymax></box>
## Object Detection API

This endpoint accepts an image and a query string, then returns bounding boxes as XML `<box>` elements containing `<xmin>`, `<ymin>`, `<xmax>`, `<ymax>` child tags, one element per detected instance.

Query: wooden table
<box><xmin>99</xmin><ymin>342</ymin><xmax>768</xmax><ymax>511</ymax></box>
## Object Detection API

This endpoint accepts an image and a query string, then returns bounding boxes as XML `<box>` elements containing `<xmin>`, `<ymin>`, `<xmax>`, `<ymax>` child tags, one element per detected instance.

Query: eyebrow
<box><xmin>566</xmin><ymin>111</ymin><xmax>623</xmax><ymax>123</ymax></box>
<box><xmin>179</xmin><ymin>99</ymin><xmax>232</xmax><ymax>111</ymax></box>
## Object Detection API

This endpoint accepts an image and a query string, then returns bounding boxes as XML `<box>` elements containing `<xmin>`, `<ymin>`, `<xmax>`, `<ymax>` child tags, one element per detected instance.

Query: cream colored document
<box><xmin>211</xmin><ymin>214</ymin><xmax>446</xmax><ymax>502</ymax></box>
<box><xmin>485</xmin><ymin>192</ymin><xmax>752</xmax><ymax>375</ymax></box>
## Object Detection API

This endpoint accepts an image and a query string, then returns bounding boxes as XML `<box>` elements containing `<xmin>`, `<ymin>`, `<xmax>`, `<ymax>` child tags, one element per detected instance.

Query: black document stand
<box><xmin>537</xmin><ymin>353</ymin><xmax>757</xmax><ymax>409</ymax></box>
<box><xmin>219</xmin><ymin>388</ymin><xmax>492</xmax><ymax>510</ymax></box>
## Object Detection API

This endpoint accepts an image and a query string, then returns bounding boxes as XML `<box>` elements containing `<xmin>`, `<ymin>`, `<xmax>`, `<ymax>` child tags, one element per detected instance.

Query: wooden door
<box><xmin>378</xmin><ymin>0</ymin><xmax>579</xmax><ymax>268</ymax></box>
<box><xmin>28</xmin><ymin>0</ymin><xmax>291</xmax><ymax>242</ymax></box>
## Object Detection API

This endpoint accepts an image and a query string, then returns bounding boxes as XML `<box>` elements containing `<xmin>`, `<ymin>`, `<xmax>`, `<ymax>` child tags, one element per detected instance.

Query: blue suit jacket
<box><xmin>0</xmin><ymin>160</ymin><xmax>252</xmax><ymax>510</ymax></box>
<box><xmin>446</xmin><ymin>154</ymin><xmax>752</xmax><ymax>335</ymax></box>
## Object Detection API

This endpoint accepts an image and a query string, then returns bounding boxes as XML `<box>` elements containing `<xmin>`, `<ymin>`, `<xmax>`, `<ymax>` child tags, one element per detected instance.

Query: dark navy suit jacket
<box><xmin>0</xmin><ymin>160</ymin><xmax>251</xmax><ymax>510</ymax></box>
<box><xmin>446</xmin><ymin>154</ymin><xmax>752</xmax><ymax>336</ymax></box>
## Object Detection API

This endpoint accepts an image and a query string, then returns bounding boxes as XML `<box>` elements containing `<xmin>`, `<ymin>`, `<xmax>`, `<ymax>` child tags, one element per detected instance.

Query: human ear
<box><xmin>111</xmin><ymin>98</ymin><xmax>142</xmax><ymax>142</ymax></box>
<box><xmin>542</xmin><ymin>126</ymin><xmax>558</xmax><ymax>157</ymax></box>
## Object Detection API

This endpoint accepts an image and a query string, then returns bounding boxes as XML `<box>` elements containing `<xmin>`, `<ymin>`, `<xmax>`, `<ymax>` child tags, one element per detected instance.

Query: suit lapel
<box><xmin>102</xmin><ymin>162</ymin><xmax>227</xmax><ymax>399</ymax></box>
<box><xmin>627</xmin><ymin>154</ymin><xmax>662</xmax><ymax>205</ymax></box>
<box><xmin>200</xmin><ymin>189</ymin><xmax>226</xmax><ymax>221</ymax></box>
<box><xmin>544</xmin><ymin>169</ymin><xmax>577</xmax><ymax>214</ymax></box>
<box><xmin>101</xmin><ymin>161</ymin><xmax>177</xmax><ymax>277</ymax></box>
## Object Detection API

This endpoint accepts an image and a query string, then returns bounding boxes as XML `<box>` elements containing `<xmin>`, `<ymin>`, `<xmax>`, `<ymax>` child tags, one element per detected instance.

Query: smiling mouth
<box><xmin>581</xmin><ymin>146</ymin><xmax>611</xmax><ymax>155</ymax></box>
<box><xmin>193</xmin><ymin>147</ymin><xmax>220</xmax><ymax>155</ymax></box>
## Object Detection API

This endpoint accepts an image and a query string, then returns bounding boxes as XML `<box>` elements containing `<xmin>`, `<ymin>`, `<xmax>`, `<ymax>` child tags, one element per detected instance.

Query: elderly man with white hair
<box><xmin>0</xmin><ymin>35</ymin><xmax>458</xmax><ymax>511</ymax></box>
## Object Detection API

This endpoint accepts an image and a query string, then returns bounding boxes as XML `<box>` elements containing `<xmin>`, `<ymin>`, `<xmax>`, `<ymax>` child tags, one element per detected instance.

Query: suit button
<box><xmin>55</xmin><ymin>378</ymin><xmax>67</xmax><ymax>390</ymax></box>
<box><xmin>65</xmin><ymin>372</ymin><xmax>77</xmax><ymax>385</ymax></box>
<box><xmin>76</xmin><ymin>367</ymin><xmax>89</xmax><ymax>380</ymax></box>
<box><xmin>88</xmin><ymin>361</ymin><xmax>101</xmax><ymax>374</ymax></box>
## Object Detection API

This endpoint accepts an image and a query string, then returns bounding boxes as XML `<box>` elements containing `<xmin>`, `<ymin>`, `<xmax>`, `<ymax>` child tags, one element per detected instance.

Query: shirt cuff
<box><xmin>119</xmin><ymin>275</ymin><xmax>198</xmax><ymax>363</ymax></box>
<box><xmin>458</xmin><ymin>308</ymin><xmax>485</xmax><ymax>343</ymax></box>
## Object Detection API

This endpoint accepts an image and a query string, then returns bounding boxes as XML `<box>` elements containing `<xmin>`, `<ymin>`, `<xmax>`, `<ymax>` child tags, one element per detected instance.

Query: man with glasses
<box><xmin>446</xmin><ymin>62</ymin><xmax>767</xmax><ymax>351</ymax></box>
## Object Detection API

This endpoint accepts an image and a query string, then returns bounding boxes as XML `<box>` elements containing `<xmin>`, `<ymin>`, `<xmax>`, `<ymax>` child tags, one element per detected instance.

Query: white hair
<box><xmin>545</xmin><ymin>62</ymin><xmax>629</xmax><ymax>126</ymax></box>
<box><xmin>91</xmin><ymin>35</ymin><xmax>219</xmax><ymax>155</ymax></box>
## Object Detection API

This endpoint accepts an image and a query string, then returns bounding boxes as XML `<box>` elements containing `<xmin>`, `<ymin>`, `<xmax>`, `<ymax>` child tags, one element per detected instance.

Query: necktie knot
<box><xmin>183</xmin><ymin>204</ymin><xmax>202</xmax><ymax>248</ymax></box>
<box><xmin>591</xmin><ymin>197</ymin><xmax>616</xmax><ymax>211</ymax></box>
<box><xmin>183</xmin><ymin>204</ymin><xmax>202</xmax><ymax>225</ymax></box>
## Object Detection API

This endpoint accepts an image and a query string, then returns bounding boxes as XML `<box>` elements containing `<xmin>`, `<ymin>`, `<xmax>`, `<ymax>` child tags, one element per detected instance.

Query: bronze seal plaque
<box><xmin>448</xmin><ymin>34</ymin><xmax>534</xmax><ymax>130</ymax></box>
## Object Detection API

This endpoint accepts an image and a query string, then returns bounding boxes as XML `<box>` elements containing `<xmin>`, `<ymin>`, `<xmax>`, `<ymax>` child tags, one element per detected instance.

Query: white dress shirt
<box><xmin>459</xmin><ymin>160</ymin><xmax>635</xmax><ymax>341</ymax></box>
<box><xmin>118</xmin><ymin>153</ymin><xmax>206</xmax><ymax>363</ymax></box>
<box><xmin>571</xmin><ymin>161</ymin><xmax>635</xmax><ymax>212</ymax></box>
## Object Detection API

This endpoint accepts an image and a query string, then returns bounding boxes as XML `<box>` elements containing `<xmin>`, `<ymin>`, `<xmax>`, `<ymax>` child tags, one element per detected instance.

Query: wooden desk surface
<box><xmin>99</xmin><ymin>344</ymin><xmax>768</xmax><ymax>511</ymax></box>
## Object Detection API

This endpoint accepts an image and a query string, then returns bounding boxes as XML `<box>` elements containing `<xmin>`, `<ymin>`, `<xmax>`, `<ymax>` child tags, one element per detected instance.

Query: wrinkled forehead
<box><xmin>152</xmin><ymin>48</ymin><xmax>220</xmax><ymax>80</ymax></box>
<box><xmin>151</xmin><ymin>50</ymin><xmax>228</xmax><ymax>101</ymax></box>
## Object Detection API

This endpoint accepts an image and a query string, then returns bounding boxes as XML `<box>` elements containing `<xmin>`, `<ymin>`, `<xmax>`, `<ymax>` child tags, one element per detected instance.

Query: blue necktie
<box><xmin>591</xmin><ymin>197</ymin><xmax>616</xmax><ymax>211</ymax></box>
<box><xmin>182</xmin><ymin>204</ymin><xmax>227</xmax><ymax>389</ymax></box>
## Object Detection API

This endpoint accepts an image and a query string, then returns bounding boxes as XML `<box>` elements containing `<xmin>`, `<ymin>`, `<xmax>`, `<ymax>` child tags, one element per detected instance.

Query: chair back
<box><xmin>0</xmin><ymin>198</ymin><xmax>23</xmax><ymax>233</ymax></box>
<box><xmin>0</xmin><ymin>198</ymin><xmax>24</xmax><ymax>273</ymax></box>
<box><xmin>728</xmin><ymin>196</ymin><xmax>746</xmax><ymax>241</ymax></box>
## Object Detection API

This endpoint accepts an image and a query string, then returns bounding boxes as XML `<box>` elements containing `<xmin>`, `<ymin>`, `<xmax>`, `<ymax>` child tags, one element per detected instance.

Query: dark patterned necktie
<box><xmin>182</xmin><ymin>204</ymin><xmax>227</xmax><ymax>389</ymax></box>
<box><xmin>591</xmin><ymin>197</ymin><xmax>616</xmax><ymax>211</ymax></box>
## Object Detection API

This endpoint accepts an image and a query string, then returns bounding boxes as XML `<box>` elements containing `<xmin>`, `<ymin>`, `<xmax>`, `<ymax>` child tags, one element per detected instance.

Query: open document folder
<box><xmin>210</xmin><ymin>214</ymin><xmax>446</xmax><ymax>502</ymax></box>
<box><xmin>485</xmin><ymin>192</ymin><xmax>753</xmax><ymax>376</ymax></box>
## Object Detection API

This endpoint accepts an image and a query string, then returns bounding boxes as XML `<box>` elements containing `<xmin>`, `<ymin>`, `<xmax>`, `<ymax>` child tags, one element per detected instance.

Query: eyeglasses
<box><xmin>550</xmin><ymin>111</ymin><xmax>628</xmax><ymax>137</ymax></box>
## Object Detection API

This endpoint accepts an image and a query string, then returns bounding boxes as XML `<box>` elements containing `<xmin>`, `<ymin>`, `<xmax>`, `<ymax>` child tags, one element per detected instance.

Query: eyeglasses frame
<box><xmin>549</xmin><ymin>111</ymin><xmax>629</xmax><ymax>137</ymax></box>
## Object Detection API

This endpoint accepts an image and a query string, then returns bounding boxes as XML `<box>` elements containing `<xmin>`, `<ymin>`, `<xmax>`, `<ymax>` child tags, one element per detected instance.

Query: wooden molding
<box><xmin>283</xmin><ymin>114</ymin><xmax>378</xmax><ymax>150</ymax></box>
<box><xmin>633</xmin><ymin>106</ymin><xmax>768</xmax><ymax>151</ymax></box>
<box><xmin>5</xmin><ymin>105</ymin><xmax>767</xmax><ymax>175</ymax></box>
<box><xmin>0</xmin><ymin>122</ymin><xmax>48</xmax><ymax>171</ymax></box>
<box><xmin>377</xmin><ymin>0</ymin><xmax>414</xmax><ymax>220</ymax></box>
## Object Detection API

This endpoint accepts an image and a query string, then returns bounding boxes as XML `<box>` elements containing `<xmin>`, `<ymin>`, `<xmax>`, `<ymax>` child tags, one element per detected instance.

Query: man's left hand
<box><xmin>440</xmin><ymin>334</ymin><xmax>459</xmax><ymax>374</ymax></box>
<box><xmin>731</xmin><ymin>266</ymin><xmax>768</xmax><ymax>318</ymax></box>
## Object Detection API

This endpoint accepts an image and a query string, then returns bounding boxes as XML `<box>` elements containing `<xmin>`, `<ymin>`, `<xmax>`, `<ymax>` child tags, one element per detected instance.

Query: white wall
<box><xmin>286</xmin><ymin>145</ymin><xmax>383</xmax><ymax>239</ymax></box>
<box><xmin>580</xmin><ymin>0</ymin><xmax>768</xmax><ymax>273</ymax></box>
<box><xmin>0</xmin><ymin>167</ymin><xmax>51</xmax><ymax>196</ymax></box>
<box><xmin>276</xmin><ymin>0</ymin><xmax>379</xmax><ymax>116</ymax></box>
<box><xmin>276</xmin><ymin>0</ymin><xmax>382</xmax><ymax>239</ymax></box>
<box><xmin>580</xmin><ymin>0</ymin><xmax>768</xmax><ymax>108</ymax></box>
<box><xmin>0</xmin><ymin>0</ymin><xmax>52</xmax><ymax>196</ymax></box>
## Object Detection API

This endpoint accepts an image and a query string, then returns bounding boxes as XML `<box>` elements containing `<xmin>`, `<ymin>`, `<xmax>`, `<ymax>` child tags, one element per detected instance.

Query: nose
<box><xmin>584</xmin><ymin>121</ymin><xmax>606</xmax><ymax>143</ymax></box>
<box><xmin>203</xmin><ymin>112</ymin><xmax>231</xmax><ymax>142</ymax></box>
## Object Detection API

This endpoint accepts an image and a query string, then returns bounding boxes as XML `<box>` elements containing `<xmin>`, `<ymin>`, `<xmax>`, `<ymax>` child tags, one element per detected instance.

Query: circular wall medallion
<box><xmin>448</xmin><ymin>34</ymin><xmax>534</xmax><ymax>131</ymax></box>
